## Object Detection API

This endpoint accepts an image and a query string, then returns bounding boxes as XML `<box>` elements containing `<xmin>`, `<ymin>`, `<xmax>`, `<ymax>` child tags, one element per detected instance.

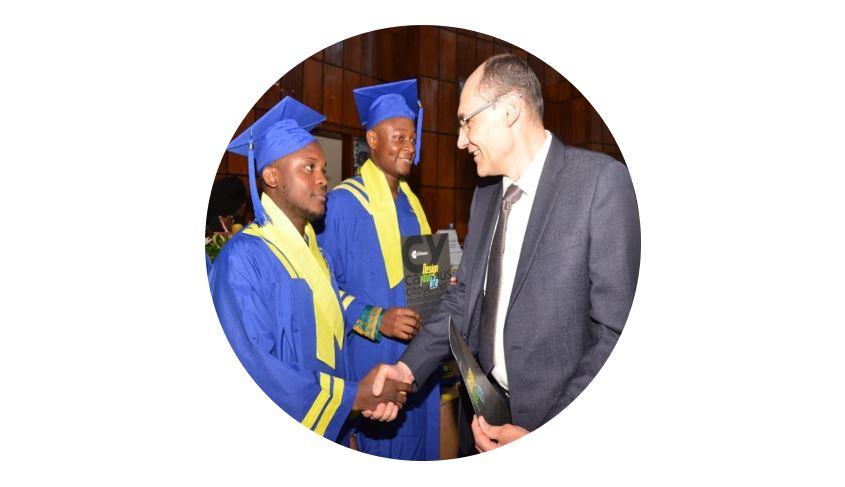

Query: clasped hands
<box><xmin>359</xmin><ymin>361</ymin><xmax>529</xmax><ymax>450</ymax></box>
<box><xmin>353</xmin><ymin>361</ymin><xmax>415</xmax><ymax>422</ymax></box>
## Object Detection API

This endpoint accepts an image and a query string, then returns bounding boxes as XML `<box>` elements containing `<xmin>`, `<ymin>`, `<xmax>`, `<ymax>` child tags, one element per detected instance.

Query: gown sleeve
<box><xmin>210</xmin><ymin>240</ymin><xmax>358</xmax><ymax>440</ymax></box>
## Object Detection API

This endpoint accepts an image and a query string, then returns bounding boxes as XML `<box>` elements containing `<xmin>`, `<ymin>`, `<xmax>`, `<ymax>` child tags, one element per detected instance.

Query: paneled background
<box><xmin>213</xmin><ymin>26</ymin><xmax>623</xmax><ymax>242</ymax></box>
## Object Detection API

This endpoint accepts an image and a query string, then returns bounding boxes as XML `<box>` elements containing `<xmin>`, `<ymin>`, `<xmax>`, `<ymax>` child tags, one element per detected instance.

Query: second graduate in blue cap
<box><xmin>317</xmin><ymin>79</ymin><xmax>441</xmax><ymax>460</ymax></box>
<box><xmin>210</xmin><ymin>96</ymin><xmax>410</xmax><ymax>444</ymax></box>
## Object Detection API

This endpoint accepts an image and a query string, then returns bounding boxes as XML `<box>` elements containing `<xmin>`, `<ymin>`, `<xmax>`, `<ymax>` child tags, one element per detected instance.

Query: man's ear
<box><xmin>503</xmin><ymin>93</ymin><xmax>522</xmax><ymax>127</ymax></box>
<box><xmin>366</xmin><ymin>129</ymin><xmax>378</xmax><ymax>150</ymax></box>
<box><xmin>261</xmin><ymin>164</ymin><xmax>280</xmax><ymax>189</ymax></box>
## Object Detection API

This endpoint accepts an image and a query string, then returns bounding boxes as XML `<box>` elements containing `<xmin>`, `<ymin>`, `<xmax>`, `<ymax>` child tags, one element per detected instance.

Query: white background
<box><xmin>2</xmin><ymin>1</ymin><xmax>843</xmax><ymax>485</ymax></box>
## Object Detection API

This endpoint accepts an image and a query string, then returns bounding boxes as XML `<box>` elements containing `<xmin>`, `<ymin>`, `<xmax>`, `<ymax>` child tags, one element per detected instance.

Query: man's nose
<box><xmin>457</xmin><ymin>129</ymin><xmax>469</xmax><ymax>150</ymax></box>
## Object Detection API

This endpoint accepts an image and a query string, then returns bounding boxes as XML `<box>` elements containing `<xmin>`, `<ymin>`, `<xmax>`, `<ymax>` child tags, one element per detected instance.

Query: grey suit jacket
<box><xmin>401</xmin><ymin>136</ymin><xmax>640</xmax><ymax>432</ymax></box>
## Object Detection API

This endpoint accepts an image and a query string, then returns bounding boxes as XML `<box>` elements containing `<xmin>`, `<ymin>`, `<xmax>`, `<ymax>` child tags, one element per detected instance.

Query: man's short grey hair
<box><xmin>478</xmin><ymin>53</ymin><xmax>544</xmax><ymax>122</ymax></box>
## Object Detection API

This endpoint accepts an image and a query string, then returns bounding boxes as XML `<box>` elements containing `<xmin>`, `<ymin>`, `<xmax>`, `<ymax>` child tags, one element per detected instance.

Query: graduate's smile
<box><xmin>369</xmin><ymin>117</ymin><xmax>417</xmax><ymax>180</ymax></box>
<box><xmin>398</xmin><ymin>154</ymin><xmax>413</xmax><ymax>165</ymax></box>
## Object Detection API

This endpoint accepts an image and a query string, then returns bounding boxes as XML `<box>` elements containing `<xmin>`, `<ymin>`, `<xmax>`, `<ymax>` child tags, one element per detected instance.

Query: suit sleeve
<box><xmin>210</xmin><ymin>246</ymin><xmax>358</xmax><ymax>440</ymax></box>
<box><xmin>553</xmin><ymin>161</ymin><xmax>640</xmax><ymax>415</ymax></box>
<box><xmin>400</xmin><ymin>189</ymin><xmax>479</xmax><ymax>386</ymax></box>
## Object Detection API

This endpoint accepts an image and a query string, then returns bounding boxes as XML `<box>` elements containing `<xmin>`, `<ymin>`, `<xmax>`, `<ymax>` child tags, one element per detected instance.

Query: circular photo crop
<box><xmin>205</xmin><ymin>25</ymin><xmax>639</xmax><ymax>461</ymax></box>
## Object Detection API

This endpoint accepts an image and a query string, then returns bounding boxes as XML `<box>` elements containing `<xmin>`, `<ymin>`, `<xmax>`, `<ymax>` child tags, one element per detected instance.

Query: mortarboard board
<box><xmin>226</xmin><ymin>96</ymin><xmax>326</xmax><ymax>225</ymax></box>
<box><xmin>352</xmin><ymin>79</ymin><xmax>424</xmax><ymax>165</ymax></box>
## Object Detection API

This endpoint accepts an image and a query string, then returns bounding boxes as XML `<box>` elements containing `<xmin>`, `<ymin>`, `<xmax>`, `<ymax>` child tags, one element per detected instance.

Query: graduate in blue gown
<box><xmin>317</xmin><ymin>80</ymin><xmax>441</xmax><ymax>459</ymax></box>
<box><xmin>209</xmin><ymin>97</ymin><xmax>410</xmax><ymax>444</ymax></box>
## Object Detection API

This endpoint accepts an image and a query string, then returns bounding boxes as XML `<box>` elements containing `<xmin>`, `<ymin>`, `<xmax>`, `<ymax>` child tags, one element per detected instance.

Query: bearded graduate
<box><xmin>209</xmin><ymin>97</ymin><xmax>410</xmax><ymax>444</ymax></box>
<box><xmin>316</xmin><ymin>80</ymin><xmax>440</xmax><ymax>460</ymax></box>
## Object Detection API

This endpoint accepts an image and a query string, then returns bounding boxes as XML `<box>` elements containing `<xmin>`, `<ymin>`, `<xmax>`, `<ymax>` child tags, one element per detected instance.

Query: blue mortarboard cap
<box><xmin>353</xmin><ymin>79</ymin><xmax>424</xmax><ymax>165</ymax></box>
<box><xmin>226</xmin><ymin>96</ymin><xmax>326</xmax><ymax>225</ymax></box>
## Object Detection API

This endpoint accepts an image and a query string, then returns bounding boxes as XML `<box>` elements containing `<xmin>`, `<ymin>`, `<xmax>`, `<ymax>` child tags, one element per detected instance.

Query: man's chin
<box><xmin>396</xmin><ymin>163</ymin><xmax>412</xmax><ymax>177</ymax></box>
<box><xmin>299</xmin><ymin>205</ymin><xmax>324</xmax><ymax>222</ymax></box>
<box><xmin>306</xmin><ymin>209</ymin><xmax>324</xmax><ymax>221</ymax></box>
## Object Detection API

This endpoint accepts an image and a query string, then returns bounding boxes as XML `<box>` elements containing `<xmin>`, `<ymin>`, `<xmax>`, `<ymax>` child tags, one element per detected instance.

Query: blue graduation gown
<box><xmin>209</xmin><ymin>231</ymin><xmax>358</xmax><ymax>442</ymax></box>
<box><xmin>318</xmin><ymin>177</ymin><xmax>440</xmax><ymax>460</ymax></box>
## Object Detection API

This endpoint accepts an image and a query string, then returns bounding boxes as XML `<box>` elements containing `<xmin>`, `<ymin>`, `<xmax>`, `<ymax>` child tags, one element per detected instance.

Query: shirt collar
<box><xmin>502</xmin><ymin>130</ymin><xmax>552</xmax><ymax>198</ymax></box>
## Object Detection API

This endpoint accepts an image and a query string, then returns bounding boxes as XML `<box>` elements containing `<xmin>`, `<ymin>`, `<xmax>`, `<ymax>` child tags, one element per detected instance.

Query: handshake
<box><xmin>351</xmin><ymin>361</ymin><xmax>416</xmax><ymax>421</ymax></box>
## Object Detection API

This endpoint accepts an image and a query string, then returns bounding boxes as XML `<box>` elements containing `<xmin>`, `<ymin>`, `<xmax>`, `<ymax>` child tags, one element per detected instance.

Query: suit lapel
<box><xmin>466</xmin><ymin>181</ymin><xmax>502</xmax><ymax>332</ymax></box>
<box><xmin>506</xmin><ymin>137</ymin><xmax>567</xmax><ymax>315</ymax></box>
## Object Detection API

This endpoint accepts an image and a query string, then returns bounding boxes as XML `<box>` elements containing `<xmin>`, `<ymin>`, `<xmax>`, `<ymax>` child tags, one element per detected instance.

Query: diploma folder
<box><xmin>448</xmin><ymin>317</ymin><xmax>511</xmax><ymax>426</ymax></box>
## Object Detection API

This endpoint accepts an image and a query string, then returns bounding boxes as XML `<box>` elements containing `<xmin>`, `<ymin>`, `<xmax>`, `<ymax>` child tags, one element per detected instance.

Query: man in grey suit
<box><xmin>369</xmin><ymin>54</ymin><xmax>640</xmax><ymax>453</ymax></box>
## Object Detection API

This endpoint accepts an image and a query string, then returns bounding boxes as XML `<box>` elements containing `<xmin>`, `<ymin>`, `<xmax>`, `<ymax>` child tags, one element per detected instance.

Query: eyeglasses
<box><xmin>458</xmin><ymin>93</ymin><xmax>506</xmax><ymax>132</ymax></box>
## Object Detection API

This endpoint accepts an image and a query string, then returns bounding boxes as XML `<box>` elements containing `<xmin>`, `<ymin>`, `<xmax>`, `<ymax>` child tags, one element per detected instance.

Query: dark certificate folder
<box><xmin>448</xmin><ymin>317</ymin><xmax>511</xmax><ymax>426</ymax></box>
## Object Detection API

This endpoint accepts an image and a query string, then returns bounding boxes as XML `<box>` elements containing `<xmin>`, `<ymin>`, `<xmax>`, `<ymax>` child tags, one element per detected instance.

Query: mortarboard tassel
<box><xmin>247</xmin><ymin>134</ymin><xmax>267</xmax><ymax>226</ymax></box>
<box><xmin>414</xmin><ymin>102</ymin><xmax>423</xmax><ymax>165</ymax></box>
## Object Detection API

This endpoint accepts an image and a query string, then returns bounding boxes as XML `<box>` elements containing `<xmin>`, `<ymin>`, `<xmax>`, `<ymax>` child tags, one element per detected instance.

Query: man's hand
<box><xmin>471</xmin><ymin>416</ymin><xmax>529</xmax><ymax>452</ymax></box>
<box><xmin>353</xmin><ymin>363</ymin><xmax>410</xmax><ymax>419</ymax></box>
<box><xmin>379</xmin><ymin>307</ymin><xmax>422</xmax><ymax>340</ymax></box>
<box><xmin>361</xmin><ymin>362</ymin><xmax>415</xmax><ymax>421</ymax></box>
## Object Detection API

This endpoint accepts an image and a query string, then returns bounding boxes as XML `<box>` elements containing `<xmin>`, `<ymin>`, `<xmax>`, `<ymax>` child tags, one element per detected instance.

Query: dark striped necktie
<box><xmin>479</xmin><ymin>184</ymin><xmax>523</xmax><ymax>374</ymax></box>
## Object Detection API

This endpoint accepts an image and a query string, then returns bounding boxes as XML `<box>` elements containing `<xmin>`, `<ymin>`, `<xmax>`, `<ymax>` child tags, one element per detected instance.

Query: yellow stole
<box><xmin>359</xmin><ymin>159</ymin><xmax>431</xmax><ymax>288</ymax></box>
<box><xmin>242</xmin><ymin>194</ymin><xmax>344</xmax><ymax>369</ymax></box>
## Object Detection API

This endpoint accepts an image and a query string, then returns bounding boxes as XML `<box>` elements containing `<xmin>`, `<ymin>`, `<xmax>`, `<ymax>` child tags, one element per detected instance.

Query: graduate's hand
<box><xmin>380</xmin><ymin>307</ymin><xmax>422</xmax><ymax>340</ymax></box>
<box><xmin>362</xmin><ymin>362</ymin><xmax>415</xmax><ymax>421</ymax></box>
<box><xmin>354</xmin><ymin>363</ymin><xmax>410</xmax><ymax>417</ymax></box>
<box><xmin>471</xmin><ymin>416</ymin><xmax>529</xmax><ymax>452</ymax></box>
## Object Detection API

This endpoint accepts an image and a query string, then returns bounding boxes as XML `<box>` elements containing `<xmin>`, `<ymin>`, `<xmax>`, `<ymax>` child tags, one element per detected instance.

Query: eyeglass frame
<box><xmin>458</xmin><ymin>93</ymin><xmax>508</xmax><ymax>132</ymax></box>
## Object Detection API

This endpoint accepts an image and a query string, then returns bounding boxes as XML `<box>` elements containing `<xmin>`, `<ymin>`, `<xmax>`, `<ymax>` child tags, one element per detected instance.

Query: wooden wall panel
<box><xmin>376</xmin><ymin>29</ymin><xmax>395</xmax><ymax>81</ymax></box>
<box><xmin>439</xmin><ymin>29</ymin><xmax>457</xmax><ymax>82</ymax></box>
<box><xmin>544</xmin><ymin>102</ymin><xmax>561</xmax><ymax>139</ymax></box>
<box><xmin>436</xmin><ymin>188</ymin><xmax>456</xmax><ymax>230</ymax></box>
<box><xmin>528</xmin><ymin>54</ymin><xmax>545</xmax><ymax>89</ymax></box>
<box><xmin>455</xmin><ymin>189</ymin><xmax>473</xmax><ymax>241</ymax></box>
<box><xmin>511</xmin><ymin>47</ymin><xmax>528</xmax><ymax>61</ymax></box>
<box><xmin>438</xmin><ymin>81</ymin><xmax>457</xmax><ymax>134</ymax></box>
<box><xmin>544</xmin><ymin>66</ymin><xmax>562</xmax><ymax>102</ymax></box>
<box><xmin>588</xmin><ymin>102</ymin><xmax>603</xmax><ymax>144</ymax></box>
<box><xmin>406</xmin><ymin>156</ymin><xmax>421</xmax><ymax>190</ymax></box>
<box><xmin>228</xmin><ymin>153</ymin><xmax>248</xmax><ymax>176</ymax></box>
<box><xmin>420</xmin><ymin>77</ymin><xmax>439</xmax><ymax>132</ymax></box>
<box><xmin>437</xmin><ymin>134</ymin><xmax>457</xmax><ymax>188</ymax></box>
<box><xmin>230</xmin><ymin>109</ymin><xmax>256</xmax><ymax>145</ymax></box>
<box><xmin>280</xmin><ymin>63</ymin><xmax>303</xmax><ymax>99</ymax></box>
<box><xmin>455</xmin><ymin>149</ymin><xmax>477</xmax><ymax>190</ymax></box>
<box><xmin>558</xmin><ymin>78</ymin><xmax>574</xmax><ymax>102</ymax></box>
<box><xmin>324</xmin><ymin>41</ymin><xmax>343</xmax><ymax>66</ymax></box>
<box><xmin>362</xmin><ymin>31</ymin><xmax>376</xmax><ymax>77</ymax></box>
<box><xmin>419</xmin><ymin>187</ymin><xmax>438</xmax><ymax>231</ymax></box>
<box><xmin>343</xmin><ymin>35</ymin><xmax>362</xmax><ymax>72</ymax></box>
<box><xmin>456</xmin><ymin>33</ymin><xmax>477</xmax><ymax>80</ymax></box>
<box><xmin>395</xmin><ymin>28</ymin><xmax>420</xmax><ymax>80</ymax></box>
<box><xmin>419</xmin><ymin>131</ymin><xmax>439</xmax><ymax>186</ymax></box>
<box><xmin>567</xmin><ymin>97</ymin><xmax>588</xmax><ymax>146</ymax></box>
<box><xmin>322</xmin><ymin>65</ymin><xmax>343</xmax><ymax>125</ymax></box>
<box><xmin>255</xmin><ymin>82</ymin><xmax>282</xmax><ymax>111</ymax></box>
<box><xmin>476</xmin><ymin>39</ymin><xmax>493</xmax><ymax>66</ymax></box>
<box><xmin>419</xmin><ymin>26</ymin><xmax>439</xmax><ymax>78</ymax></box>
<box><xmin>342</xmin><ymin>70</ymin><xmax>361</xmax><ymax>127</ymax></box>
<box><xmin>302</xmin><ymin>59</ymin><xmax>323</xmax><ymax>111</ymax></box>
<box><xmin>214</xmin><ymin>26</ymin><xmax>626</xmax><ymax>243</ymax></box>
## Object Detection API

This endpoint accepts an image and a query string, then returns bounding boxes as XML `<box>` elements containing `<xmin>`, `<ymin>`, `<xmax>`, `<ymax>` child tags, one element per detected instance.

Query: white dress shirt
<box><xmin>486</xmin><ymin>130</ymin><xmax>552</xmax><ymax>391</ymax></box>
